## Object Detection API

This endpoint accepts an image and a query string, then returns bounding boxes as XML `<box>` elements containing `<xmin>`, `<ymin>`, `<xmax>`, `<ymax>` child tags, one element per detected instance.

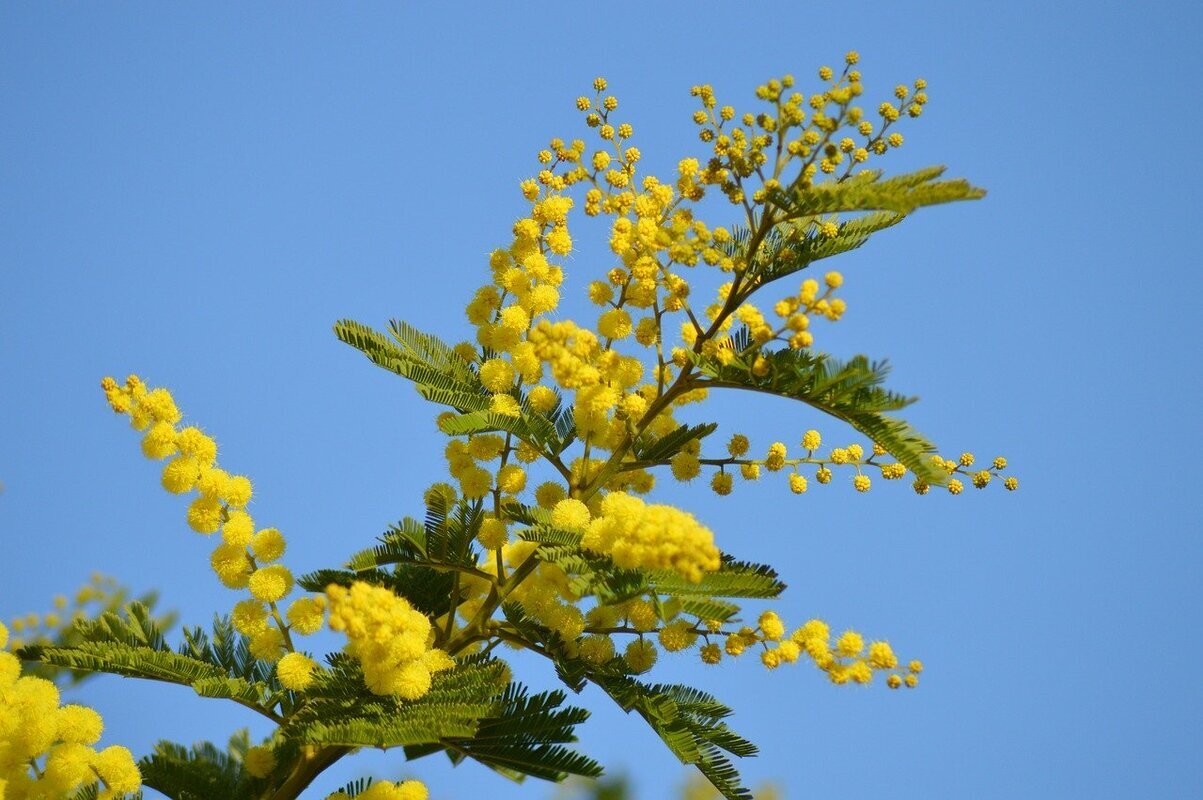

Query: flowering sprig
<box><xmin>9</xmin><ymin>58</ymin><xmax>1009</xmax><ymax>800</ymax></box>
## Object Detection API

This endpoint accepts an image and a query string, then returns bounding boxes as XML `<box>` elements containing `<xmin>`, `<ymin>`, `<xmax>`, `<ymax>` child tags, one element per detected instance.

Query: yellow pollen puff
<box><xmin>286</xmin><ymin>596</ymin><xmax>327</xmax><ymax>636</ymax></box>
<box><xmin>658</xmin><ymin>621</ymin><xmax>698</xmax><ymax>652</ymax></box>
<box><xmin>528</xmin><ymin>385</ymin><xmax>558</xmax><ymax>413</ymax></box>
<box><xmin>176</xmin><ymin>427</ymin><xmax>218</xmax><ymax>465</ymax></box>
<box><xmin>496</xmin><ymin>464</ymin><xmax>527</xmax><ymax>494</ymax></box>
<box><xmin>727</xmin><ymin>434</ymin><xmax>750</xmax><ymax>457</ymax></box>
<box><xmin>141</xmin><ymin>421</ymin><xmax>178</xmax><ymax>460</ymax></box>
<box><xmin>802</xmin><ymin>429</ymin><xmax>822</xmax><ymax>450</ymax></box>
<box><xmin>477</xmin><ymin>517</ymin><xmax>508</xmax><ymax>549</ymax></box>
<box><xmin>868</xmin><ymin>641</ymin><xmax>898</xmax><ymax>669</ymax></box>
<box><xmin>789</xmin><ymin>473</ymin><xmax>808</xmax><ymax>494</ymax></box>
<box><xmin>221</xmin><ymin>510</ymin><xmax>255</xmax><ymax>547</ymax></box>
<box><xmin>534</xmin><ymin>481</ymin><xmax>567</xmax><ymax>509</ymax></box>
<box><xmin>276</xmin><ymin>652</ymin><xmax>319</xmax><ymax>691</ymax></box>
<box><xmin>248</xmin><ymin>565</ymin><xmax>294</xmax><ymax>603</ymax></box>
<box><xmin>836</xmin><ymin>630</ymin><xmax>864</xmax><ymax>657</ymax></box>
<box><xmin>765</xmin><ymin>442</ymin><xmax>787</xmax><ymax>471</ymax></box>
<box><xmin>490</xmin><ymin>394</ymin><xmax>521</xmax><ymax>417</ymax></box>
<box><xmin>232</xmin><ymin>599</ymin><xmax>269</xmax><ymax>636</ymax></box>
<box><xmin>251</xmin><ymin>528</ymin><xmax>287</xmax><ymax>563</ymax></box>
<box><xmin>244</xmin><ymin>746</ymin><xmax>276</xmax><ymax>778</ymax></box>
<box><xmin>225</xmin><ymin>475</ymin><xmax>253</xmax><ymax>507</ymax></box>
<box><xmin>480</xmin><ymin>358</ymin><xmax>515</xmax><ymax>392</ymax></box>
<box><xmin>598</xmin><ymin>308</ymin><xmax>633</xmax><ymax>340</ymax></box>
<box><xmin>196</xmin><ymin>466</ymin><xmax>231</xmax><ymax>500</ymax></box>
<box><xmin>188</xmin><ymin>496</ymin><xmax>224</xmax><ymax>534</ymax></box>
<box><xmin>623</xmin><ymin>639</ymin><xmax>658</xmax><ymax>673</ymax></box>
<box><xmin>551</xmin><ymin>498</ymin><xmax>591</xmax><ymax>532</ymax></box>
<box><xmin>161</xmin><ymin>456</ymin><xmax>200</xmax><ymax>494</ymax></box>
<box><xmin>759</xmin><ymin>611</ymin><xmax>785</xmax><ymax>640</ymax></box>
<box><xmin>581</xmin><ymin>492</ymin><xmax>720</xmax><ymax>583</ymax></box>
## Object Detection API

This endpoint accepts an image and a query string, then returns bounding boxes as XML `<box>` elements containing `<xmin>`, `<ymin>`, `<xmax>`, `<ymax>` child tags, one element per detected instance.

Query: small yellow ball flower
<box><xmin>92</xmin><ymin>745</ymin><xmax>143</xmax><ymax>793</ymax></box>
<box><xmin>904</xmin><ymin>674</ymin><xmax>919</xmax><ymax>688</ymax></box>
<box><xmin>624</xmin><ymin>639</ymin><xmax>658</xmax><ymax>673</ymax></box>
<box><xmin>1004</xmin><ymin>476</ymin><xmax>1019</xmax><ymax>491</ymax></box>
<box><xmin>244</xmin><ymin>745</ymin><xmax>276</xmax><ymax>778</ymax></box>
<box><xmin>225</xmin><ymin>475</ymin><xmax>253</xmax><ymax>507</ymax></box>
<box><xmin>527</xmin><ymin>388</ymin><xmax>559</xmax><ymax>416</ymax></box>
<box><xmin>765</xmin><ymin>442</ymin><xmax>787</xmax><ymax>471</ymax></box>
<box><xmin>276</xmin><ymin>652</ymin><xmax>319</xmax><ymax>691</ymax></box>
<box><xmin>222</xmin><ymin>510</ymin><xmax>255</xmax><ymax>548</ymax></box>
<box><xmin>947</xmin><ymin>479</ymin><xmax>964</xmax><ymax>495</ymax></box>
<box><xmin>801</xmin><ymin>429</ymin><xmax>821</xmax><ymax>450</ymax></box>
<box><xmin>711</xmin><ymin>472</ymin><xmax>734</xmax><ymax>496</ymax></box>
<box><xmin>232</xmin><ymin>599</ymin><xmax>269</xmax><ymax>636</ymax></box>
<box><xmin>477</xmin><ymin>517</ymin><xmax>508</xmax><ymax>550</ymax></box>
<box><xmin>248</xmin><ymin>565</ymin><xmax>294</xmax><ymax>603</ymax></box>
<box><xmin>758</xmin><ymin>611</ymin><xmax>785</xmax><ymax>641</ymax></box>
<box><xmin>853</xmin><ymin>474</ymin><xmax>871</xmax><ymax>493</ymax></box>
<box><xmin>480</xmin><ymin>358</ymin><xmax>516</xmax><ymax>393</ymax></box>
<box><xmin>176</xmin><ymin>427</ymin><xmax>218</xmax><ymax>464</ymax></box>
<box><xmin>490</xmin><ymin>394</ymin><xmax>521</xmax><ymax>417</ymax></box>
<box><xmin>658</xmin><ymin>621</ymin><xmax>698</xmax><ymax>652</ymax></box>
<box><xmin>886</xmin><ymin>674</ymin><xmax>902</xmax><ymax>689</ymax></box>
<box><xmin>836</xmin><ymin>630</ymin><xmax>864</xmax><ymax>657</ymax></box>
<box><xmin>55</xmin><ymin>704</ymin><xmax>104</xmax><ymax>745</ymax></box>
<box><xmin>700</xmin><ymin>643</ymin><xmax>721</xmax><ymax>664</ymax></box>
<box><xmin>867</xmin><ymin>641</ymin><xmax>898</xmax><ymax>669</ymax></box>
<box><xmin>534</xmin><ymin>481</ymin><xmax>567</xmax><ymax>509</ymax></box>
<box><xmin>188</xmin><ymin>496</ymin><xmax>224</xmax><ymax>534</ymax></box>
<box><xmin>551</xmin><ymin>498</ymin><xmax>591</xmax><ymax>532</ymax></box>
<box><xmin>140</xmin><ymin>421</ymin><xmax>178</xmax><ymax>460</ymax></box>
<box><xmin>789</xmin><ymin>473</ymin><xmax>808</xmax><ymax>494</ymax></box>
<box><xmin>727</xmin><ymin>434</ymin><xmax>750</xmax><ymax>457</ymax></box>
<box><xmin>161</xmin><ymin>456</ymin><xmax>200</xmax><ymax>494</ymax></box>
<box><xmin>286</xmin><ymin>596</ymin><xmax>327</xmax><ymax>636</ymax></box>
<box><xmin>251</xmin><ymin>528</ymin><xmax>287</xmax><ymax>563</ymax></box>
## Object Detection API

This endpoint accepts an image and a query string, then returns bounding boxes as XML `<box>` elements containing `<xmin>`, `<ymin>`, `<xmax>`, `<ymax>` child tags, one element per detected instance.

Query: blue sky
<box><xmin>2</xmin><ymin>2</ymin><xmax>1201</xmax><ymax>798</ymax></box>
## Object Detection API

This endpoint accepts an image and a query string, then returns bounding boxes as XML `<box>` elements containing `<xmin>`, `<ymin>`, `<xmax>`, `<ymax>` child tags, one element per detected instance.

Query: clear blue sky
<box><xmin>3</xmin><ymin>3</ymin><xmax>1201</xmax><ymax>798</ymax></box>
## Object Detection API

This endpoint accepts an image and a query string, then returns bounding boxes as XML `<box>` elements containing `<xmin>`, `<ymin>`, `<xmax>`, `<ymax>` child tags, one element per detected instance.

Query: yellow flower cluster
<box><xmin>578</xmin><ymin>492</ymin><xmax>721</xmax><ymax>583</ymax></box>
<box><xmin>705</xmin><ymin>430</ymin><xmax>1017</xmax><ymax>497</ymax></box>
<box><xmin>706</xmin><ymin>612</ymin><xmax>919</xmax><ymax>688</ymax></box>
<box><xmin>102</xmin><ymin>376</ymin><xmax>329</xmax><ymax>668</ymax></box>
<box><xmin>326</xmin><ymin>582</ymin><xmax>452</xmax><ymax>699</ymax></box>
<box><xmin>0</xmin><ymin>622</ymin><xmax>141</xmax><ymax>798</ymax></box>
<box><xmin>459</xmin><ymin>540</ymin><xmax>582</xmax><ymax>641</ymax></box>
<box><xmin>326</xmin><ymin>779</ymin><xmax>428</xmax><ymax>800</ymax></box>
<box><xmin>912</xmin><ymin>451</ymin><xmax>1019</xmax><ymax>495</ymax></box>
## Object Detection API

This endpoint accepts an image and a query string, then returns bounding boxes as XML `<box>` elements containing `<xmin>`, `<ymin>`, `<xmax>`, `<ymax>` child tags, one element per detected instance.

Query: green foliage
<box><xmin>138</xmin><ymin>733</ymin><xmax>255</xmax><ymax>800</ymax></box>
<box><xmin>769</xmin><ymin>165</ymin><xmax>985</xmax><ymax>217</ymax></box>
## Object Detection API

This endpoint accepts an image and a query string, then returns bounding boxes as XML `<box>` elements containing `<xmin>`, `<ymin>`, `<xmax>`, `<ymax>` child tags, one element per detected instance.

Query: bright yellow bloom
<box><xmin>551</xmin><ymin>498</ymin><xmax>592</xmax><ymax>532</ymax></box>
<box><xmin>581</xmin><ymin>492</ymin><xmax>720</xmax><ymax>582</ymax></box>
<box><xmin>244</xmin><ymin>745</ymin><xmax>275</xmax><ymax>778</ymax></box>
<box><xmin>286</xmin><ymin>596</ymin><xmax>327</xmax><ymax>636</ymax></box>
<box><xmin>276</xmin><ymin>652</ymin><xmax>319</xmax><ymax>691</ymax></box>
<box><xmin>248</xmin><ymin>565</ymin><xmax>294</xmax><ymax>603</ymax></box>
<box><xmin>326</xmin><ymin>582</ymin><xmax>449</xmax><ymax>699</ymax></box>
